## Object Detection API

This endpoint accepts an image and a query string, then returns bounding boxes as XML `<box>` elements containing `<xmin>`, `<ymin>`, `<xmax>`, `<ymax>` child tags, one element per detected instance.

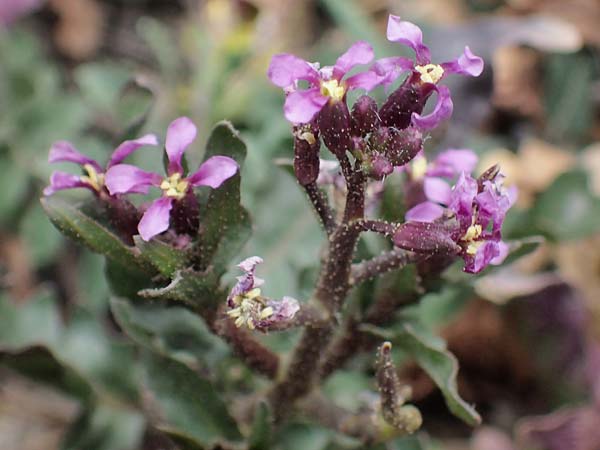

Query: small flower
<box><xmin>268</xmin><ymin>41</ymin><xmax>379</xmax><ymax>124</ymax></box>
<box><xmin>43</xmin><ymin>134</ymin><xmax>159</xmax><ymax>197</ymax></box>
<box><xmin>375</xmin><ymin>15</ymin><xmax>484</xmax><ymax>130</ymax></box>
<box><xmin>397</xmin><ymin>169</ymin><xmax>516</xmax><ymax>273</ymax></box>
<box><xmin>104</xmin><ymin>117</ymin><xmax>238</xmax><ymax>241</ymax></box>
<box><xmin>226</xmin><ymin>256</ymin><xmax>300</xmax><ymax>331</ymax></box>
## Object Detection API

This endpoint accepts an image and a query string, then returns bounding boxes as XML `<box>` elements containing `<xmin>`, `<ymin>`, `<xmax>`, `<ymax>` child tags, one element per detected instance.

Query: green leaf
<box><xmin>138</xmin><ymin>268</ymin><xmax>220</xmax><ymax>306</ymax></box>
<box><xmin>363</xmin><ymin>323</ymin><xmax>481</xmax><ymax>426</ymax></box>
<box><xmin>41</xmin><ymin>196</ymin><xmax>148</xmax><ymax>271</ymax></box>
<box><xmin>75</xmin><ymin>63</ymin><xmax>131</xmax><ymax>114</ymax></box>
<box><xmin>142</xmin><ymin>352</ymin><xmax>242</xmax><ymax>446</ymax></box>
<box><xmin>195</xmin><ymin>122</ymin><xmax>251</xmax><ymax>274</ymax></box>
<box><xmin>249</xmin><ymin>402</ymin><xmax>272</xmax><ymax>450</ymax></box>
<box><xmin>134</xmin><ymin>236</ymin><xmax>189</xmax><ymax>277</ymax></box>
<box><xmin>116</xmin><ymin>80</ymin><xmax>154</xmax><ymax>141</ymax></box>
<box><xmin>110</xmin><ymin>297</ymin><xmax>228</xmax><ymax>370</ymax></box>
<box><xmin>533</xmin><ymin>170</ymin><xmax>600</xmax><ymax>240</ymax></box>
<box><xmin>21</xmin><ymin>202</ymin><xmax>63</xmax><ymax>267</ymax></box>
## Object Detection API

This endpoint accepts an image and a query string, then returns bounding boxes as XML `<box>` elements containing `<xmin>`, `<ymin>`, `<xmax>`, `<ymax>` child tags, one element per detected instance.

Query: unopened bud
<box><xmin>393</xmin><ymin>220</ymin><xmax>461</xmax><ymax>255</ymax></box>
<box><xmin>318</xmin><ymin>101</ymin><xmax>353</xmax><ymax>157</ymax></box>
<box><xmin>379</xmin><ymin>76</ymin><xmax>435</xmax><ymax>129</ymax></box>
<box><xmin>293</xmin><ymin>125</ymin><xmax>321</xmax><ymax>185</ymax></box>
<box><xmin>369</xmin><ymin>154</ymin><xmax>393</xmax><ymax>180</ymax></box>
<box><xmin>384</xmin><ymin>127</ymin><xmax>423</xmax><ymax>167</ymax></box>
<box><xmin>351</xmin><ymin>95</ymin><xmax>380</xmax><ymax>137</ymax></box>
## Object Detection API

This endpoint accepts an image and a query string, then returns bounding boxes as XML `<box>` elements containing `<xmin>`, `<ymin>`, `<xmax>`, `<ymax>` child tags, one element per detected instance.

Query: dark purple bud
<box><xmin>384</xmin><ymin>127</ymin><xmax>423</xmax><ymax>167</ymax></box>
<box><xmin>477</xmin><ymin>164</ymin><xmax>500</xmax><ymax>192</ymax></box>
<box><xmin>105</xmin><ymin>197</ymin><xmax>142</xmax><ymax>245</ymax></box>
<box><xmin>351</xmin><ymin>95</ymin><xmax>380</xmax><ymax>137</ymax></box>
<box><xmin>369</xmin><ymin>153</ymin><xmax>393</xmax><ymax>180</ymax></box>
<box><xmin>171</xmin><ymin>189</ymin><xmax>199</xmax><ymax>236</ymax></box>
<box><xmin>318</xmin><ymin>101</ymin><xmax>353</xmax><ymax>157</ymax></box>
<box><xmin>393</xmin><ymin>220</ymin><xmax>461</xmax><ymax>255</ymax></box>
<box><xmin>293</xmin><ymin>125</ymin><xmax>321</xmax><ymax>186</ymax></box>
<box><xmin>379</xmin><ymin>75</ymin><xmax>435</xmax><ymax>129</ymax></box>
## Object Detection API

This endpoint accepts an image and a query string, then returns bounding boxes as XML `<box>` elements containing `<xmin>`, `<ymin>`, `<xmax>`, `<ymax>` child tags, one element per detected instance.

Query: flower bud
<box><xmin>293</xmin><ymin>125</ymin><xmax>321</xmax><ymax>185</ymax></box>
<box><xmin>171</xmin><ymin>189</ymin><xmax>200</xmax><ymax>236</ymax></box>
<box><xmin>379</xmin><ymin>75</ymin><xmax>435</xmax><ymax>129</ymax></box>
<box><xmin>369</xmin><ymin>154</ymin><xmax>394</xmax><ymax>180</ymax></box>
<box><xmin>384</xmin><ymin>127</ymin><xmax>423</xmax><ymax>167</ymax></box>
<box><xmin>351</xmin><ymin>95</ymin><xmax>379</xmax><ymax>137</ymax></box>
<box><xmin>393</xmin><ymin>220</ymin><xmax>461</xmax><ymax>255</ymax></box>
<box><xmin>318</xmin><ymin>100</ymin><xmax>353</xmax><ymax>157</ymax></box>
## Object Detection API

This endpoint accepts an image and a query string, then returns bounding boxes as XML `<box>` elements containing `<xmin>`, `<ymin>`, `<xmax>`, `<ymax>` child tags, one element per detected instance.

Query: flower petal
<box><xmin>428</xmin><ymin>149</ymin><xmax>478</xmax><ymax>178</ymax></box>
<box><xmin>283</xmin><ymin>88</ymin><xmax>328</xmax><ymax>124</ymax></box>
<box><xmin>424</xmin><ymin>177</ymin><xmax>452</xmax><ymax>205</ymax></box>
<box><xmin>333</xmin><ymin>41</ymin><xmax>374</xmax><ymax>79</ymax></box>
<box><xmin>373</xmin><ymin>56</ymin><xmax>415</xmax><ymax>87</ymax></box>
<box><xmin>105</xmin><ymin>164</ymin><xmax>161</xmax><ymax>195</ymax></box>
<box><xmin>345</xmin><ymin>70</ymin><xmax>383</xmax><ymax>92</ymax></box>
<box><xmin>43</xmin><ymin>171</ymin><xmax>92</xmax><ymax>196</ymax></box>
<box><xmin>165</xmin><ymin>117</ymin><xmax>197</xmax><ymax>175</ymax></box>
<box><xmin>448</xmin><ymin>172</ymin><xmax>478</xmax><ymax>223</ymax></box>
<box><xmin>441</xmin><ymin>46</ymin><xmax>484</xmax><ymax>77</ymax></box>
<box><xmin>411</xmin><ymin>85</ymin><xmax>453</xmax><ymax>130</ymax></box>
<box><xmin>464</xmin><ymin>240</ymin><xmax>500</xmax><ymax>274</ymax></box>
<box><xmin>107</xmin><ymin>134</ymin><xmax>159</xmax><ymax>168</ymax></box>
<box><xmin>48</xmin><ymin>141</ymin><xmax>102</xmax><ymax>171</ymax></box>
<box><xmin>188</xmin><ymin>155</ymin><xmax>239</xmax><ymax>188</ymax></box>
<box><xmin>490</xmin><ymin>241</ymin><xmax>510</xmax><ymax>265</ymax></box>
<box><xmin>138</xmin><ymin>197</ymin><xmax>173</xmax><ymax>241</ymax></box>
<box><xmin>406</xmin><ymin>201</ymin><xmax>445</xmax><ymax>222</ymax></box>
<box><xmin>267</xmin><ymin>53</ymin><xmax>320</xmax><ymax>88</ymax></box>
<box><xmin>386</xmin><ymin>15</ymin><xmax>431</xmax><ymax>65</ymax></box>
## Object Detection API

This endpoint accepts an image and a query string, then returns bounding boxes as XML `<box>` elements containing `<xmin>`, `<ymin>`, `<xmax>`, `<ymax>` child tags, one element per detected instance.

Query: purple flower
<box><xmin>43</xmin><ymin>134</ymin><xmax>159</xmax><ymax>197</ymax></box>
<box><xmin>375</xmin><ymin>15</ymin><xmax>484</xmax><ymax>130</ymax></box>
<box><xmin>226</xmin><ymin>256</ymin><xmax>299</xmax><ymax>331</ymax></box>
<box><xmin>268</xmin><ymin>41</ymin><xmax>379</xmax><ymax>124</ymax></box>
<box><xmin>398</xmin><ymin>169</ymin><xmax>516</xmax><ymax>273</ymax></box>
<box><xmin>104</xmin><ymin>117</ymin><xmax>238</xmax><ymax>241</ymax></box>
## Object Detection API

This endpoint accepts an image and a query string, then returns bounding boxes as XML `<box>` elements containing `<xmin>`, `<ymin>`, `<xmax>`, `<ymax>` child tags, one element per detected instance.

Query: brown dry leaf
<box><xmin>491</xmin><ymin>46</ymin><xmax>544</xmax><ymax>121</ymax></box>
<box><xmin>48</xmin><ymin>0</ymin><xmax>104</xmax><ymax>60</ymax></box>
<box><xmin>0</xmin><ymin>370</ymin><xmax>79</xmax><ymax>450</ymax></box>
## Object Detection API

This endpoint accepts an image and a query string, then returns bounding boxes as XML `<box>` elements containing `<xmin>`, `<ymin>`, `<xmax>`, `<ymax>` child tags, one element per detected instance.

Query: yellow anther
<box><xmin>246</xmin><ymin>288</ymin><xmax>261</xmax><ymax>299</ymax></box>
<box><xmin>462</xmin><ymin>224</ymin><xmax>482</xmax><ymax>242</ymax></box>
<box><xmin>411</xmin><ymin>157</ymin><xmax>428</xmax><ymax>180</ymax></box>
<box><xmin>260</xmin><ymin>307</ymin><xmax>274</xmax><ymax>319</ymax></box>
<box><xmin>466</xmin><ymin>241</ymin><xmax>482</xmax><ymax>256</ymax></box>
<box><xmin>80</xmin><ymin>164</ymin><xmax>104</xmax><ymax>192</ymax></box>
<box><xmin>160</xmin><ymin>172</ymin><xmax>189</xmax><ymax>200</ymax></box>
<box><xmin>415</xmin><ymin>64</ymin><xmax>444</xmax><ymax>84</ymax></box>
<box><xmin>320</xmin><ymin>79</ymin><xmax>346</xmax><ymax>102</ymax></box>
<box><xmin>299</xmin><ymin>131</ymin><xmax>316</xmax><ymax>145</ymax></box>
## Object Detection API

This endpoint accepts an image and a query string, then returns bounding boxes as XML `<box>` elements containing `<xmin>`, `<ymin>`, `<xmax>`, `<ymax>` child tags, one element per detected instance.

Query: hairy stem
<box><xmin>350</xmin><ymin>249</ymin><xmax>421</xmax><ymax>286</ymax></box>
<box><xmin>303</xmin><ymin>182</ymin><xmax>337</xmax><ymax>235</ymax></box>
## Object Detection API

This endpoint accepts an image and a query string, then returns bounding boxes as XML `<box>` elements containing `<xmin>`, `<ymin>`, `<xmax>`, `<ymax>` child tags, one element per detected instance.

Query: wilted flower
<box><xmin>44</xmin><ymin>134</ymin><xmax>158</xmax><ymax>197</ymax></box>
<box><xmin>105</xmin><ymin>117</ymin><xmax>238</xmax><ymax>241</ymax></box>
<box><xmin>395</xmin><ymin>169</ymin><xmax>516</xmax><ymax>273</ymax></box>
<box><xmin>268</xmin><ymin>41</ymin><xmax>379</xmax><ymax>124</ymax></box>
<box><xmin>375</xmin><ymin>15</ymin><xmax>484</xmax><ymax>130</ymax></box>
<box><xmin>226</xmin><ymin>256</ymin><xmax>299</xmax><ymax>331</ymax></box>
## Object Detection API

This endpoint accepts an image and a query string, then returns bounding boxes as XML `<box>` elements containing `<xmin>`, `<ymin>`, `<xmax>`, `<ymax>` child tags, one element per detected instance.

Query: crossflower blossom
<box><xmin>44</xmin><ymin>134</ymin><xmax>159</xmax><ymax>197</ymax></box>
<box><xmin>375</xmin><ymin>15</ymin><xmax>484</xmax><ymax>130</ymax></box>
<box><xmin>227</xmin><ymin>256</ymin><xmax>299</xmax><ymax>332</ymax></box>
<box><xmin>104</xmin><ymin>117</ymin><xmax>238</xmax><ymax>241</ymax></box>
<box><xmin>268</xmin><ymin>41</ymin><xmax>379</xmax><ymax>124</ymax></box>
<box><xmin>395</xmin><ymin>168</ymin><xmax>516</xmax><ymax>273</ymax></box>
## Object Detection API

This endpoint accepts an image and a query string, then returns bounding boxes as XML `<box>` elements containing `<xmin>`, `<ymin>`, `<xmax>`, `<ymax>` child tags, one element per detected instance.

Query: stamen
<box><xmin>415</xmin><ymin>64</ymin><xmax>444</xmax><ymax>84</ymax></box>
<box><xmin>80</xmin><ymin>164</ymin><xmax>104</xmax><ymax>192</ymax></box>
<box><xmin>160</xmin><ymin>172</ymin><xmax>189</xmax><ymax>200</ymax></box>
<box><xmin>320</xmin><ymin>79</ymin><xmax>346</xmax><ymax>102</ymax></box>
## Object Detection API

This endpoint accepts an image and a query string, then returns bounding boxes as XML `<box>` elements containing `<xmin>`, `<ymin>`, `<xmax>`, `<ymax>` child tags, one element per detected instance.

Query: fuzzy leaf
<box><xmin>134</xmin><ymin>236</ymin><xmax>189</xmax><ymax>277</ymax></box>
<box><xmin>249</xmin><ymin>402</ymin><xmax>273</xmax><ymax>450</ymax></box>
<box><xmin>363</xmin><ymin>322</ymin><xmax>481</xmax><ymax>426</ymax></box>
<box><xmin>142</xmin><ymin>352</ymin><xmax>242</xmax><ymax>446</ymax></box>
<box><xmin>138</xmin><ymin>268</ymin><xmax>221</xmax><ymax>307</ymax></box>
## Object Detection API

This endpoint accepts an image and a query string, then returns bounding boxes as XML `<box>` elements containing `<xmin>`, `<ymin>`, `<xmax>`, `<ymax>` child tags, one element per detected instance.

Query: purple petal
<box><xmin>43</xmin><ymin>171</ymin><xmax>93</xmax><ymax>196</ymax></box>
<box><xmin>165</xmin><ymin>117</ymin><xmax>197</xmax><ymax>175</ymax></box>
<box><xmin>105</xmin><ymin>164</ymin><xmax>161</xmax><ymax>195</ymax></box>
<box><xmin>424</xmin><ymin>177</ymin><xmax>452</xmax><ymax>205</ymax></box>
<box><xmin>267</xmin><ymin>53</ymin><xmax>320</xmax><ymax>88</ymax></box>
<box><xmin>427</xmin><ymin>149</ymin><xmax>478</xmax><ymax>178</ymax></box>
<box><xmin>441</xmin><ymin>46</ymin><xmax>484</xmax><ymax>77</ymax></box>
<box><xmin>411</xmin><ymin>85</ymin><xmax>453</xmax><ymax>130</ymax></box>
<box><xmin>373</xmin><ymin>56</ymin><xmax>415</xmax><ymax>87</ymax></box>
<box><xmin>448</xmin><ymin>172</ymin><xmax>478</xmax><ymax>222</ymax></box>
<box><xmin>238</xmin><ymin>256</ymin><xmax>264</xmax><ymax>274</ymax></box>
<box><xmin>48</xmin><ymin>141</ymin><xmax>102</xmax><ymax>171</ymax></box>
<box><xmin>463</xmin><ymin>240</ymin><xmax>500</xmax><ymax>274</ymax></box>
<box><xmin>345</xmin><ymin>70</ymin><xmax>383</xmax><ymax>92</ymax></box>
<box><xmin>333</xmin><ymin>41</ymin><xmax>374</xmax><ymax>80</ymax></box>
<box><xmin>138</xmin><ymin>197</ymin><xmax>173</xmax><ymax>241</ymax></box>
<box><xmin>386</xmin><ymin>15</ymin><xmax>431</xmax><ymax>65</ymax></box>
<box><xmin>266</xmin><ymin>296</ymin><xmax>300</xmax><ymax>322</ymax></box>
<box><xmin>107</xmin><ymin>134</ymin><xmax>159</xmax><ymax>168</ymax></box>
<box><xmin>490</xmin><ymin>241</ymin><xmax>510</xmax><ymax>265</ymax></box>
<box><xmin>406</xmin><ymin>201</ymin><xmax>445</xmax><ymax>222</ymax></box>
<box><xmin>188</xmin><ymin>155</ymin><xmax>239</xmax><ymax>188</ymax></box>
<box><xmin>228</xmin><ymin>256</ymin><xmax>265</xmax><ymax>307</ymax></box>
<box><xmin>283</xmin><ymin>88</ymin><xmax>328</xmax><ymax>124</ymax></box>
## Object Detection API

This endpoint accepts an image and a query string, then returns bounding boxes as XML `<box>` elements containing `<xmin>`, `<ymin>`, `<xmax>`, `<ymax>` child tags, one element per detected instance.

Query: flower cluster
<box><xmin>226</xmin><ymin>256</ymin><xmax>299</xmax><ymax>331</ymax></box>
<box><xmin>267</xmin><ymin>14</ymin><xmax>484</xmax><ymax>183</ymax></box>
<box><xmin>44</xmin><ymin>117</ymin><xmax>238</xmax><ymax>242</ymax></box>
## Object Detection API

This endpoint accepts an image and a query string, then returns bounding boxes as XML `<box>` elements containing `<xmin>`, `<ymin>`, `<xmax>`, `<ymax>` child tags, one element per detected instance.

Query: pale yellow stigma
<box><xmin>80</xmin><ymin>164</ymin><xmax>104</xmax><ymax>192</ymax></box>
<box><xmin>320</xmin><ymin>79</ymin><xmax>346</xmax><ymax>102</ymax></box>
<box><xmin>415</xmin><ymin>64</ymin><xmax>444</xmax><ymax>84</ymax></box>
<box><xmin>160</xmin><ymin>172</ymin><xmax>189</xmax><ymax>200</ymax></box>
<box><xmin>411</xmin><ymin>157</ymin><xmax>428</xmax><ymax>180</ymax></box>
<box><xmin>299</xmin><ymin>131</ymin><xmax>316</xmax><ymax>145</ymax></box>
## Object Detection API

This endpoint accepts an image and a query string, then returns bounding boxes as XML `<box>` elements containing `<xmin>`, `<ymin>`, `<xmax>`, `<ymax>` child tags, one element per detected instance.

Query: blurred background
<box><xmin>1</xmin><ymin>0</ymin><xmax>600</xmax><ymax>449</ymax></box>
